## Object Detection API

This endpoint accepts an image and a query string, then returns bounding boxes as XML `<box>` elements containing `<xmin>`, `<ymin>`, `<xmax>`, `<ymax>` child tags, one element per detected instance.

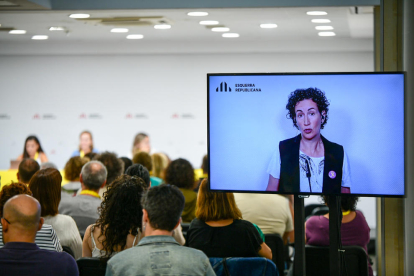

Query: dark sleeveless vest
<box><xmin>278</xmin><ymin>134</ymin><xmax>344</xmax><ymax>194</ymax></box>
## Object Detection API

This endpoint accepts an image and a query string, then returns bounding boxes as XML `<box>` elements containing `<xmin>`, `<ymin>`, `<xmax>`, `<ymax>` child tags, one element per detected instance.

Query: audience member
<box><xmin>0</xmin><ymin>182</ymin><xmax>62</xmax><ymax>252</ymax></box>
<box><xmin>106</xmin><ymin>185</ymin><xmax>215</xmax><ymax>276</ymax></box>
<box><xmin>187</xmin><ymin>179</ymin><xmax>272</xmax><ymax>260</ymax></box>
<box><xmin>16</xmin><ymin>135</ymin><xmax>48</xmax><ymax>163</ymax></box>
<box><xmin>194</xmin><ymin>154</ymin><xmax>208</xmax><ymax>192</ymax></box>
<box><xmin>305</xmin><ymin>196</ymin><xmax>372</xmax><ymax>276</ymax></box>
<box><xmin>17</xmin><ymin>158</ymin><xmax>40</xmax><ymax>184</ymax></box>
<box><xmin>62</xmin><ymin>156</ymin><xmax>88</xmax><ymax>191</ymax></box>
<box><xmin>82</xmin><ymin>175</ymin><xmax>146</xmax><ymax>259</ymax></box>
<box><xmin>59</xmin><ymin>161</ymin><xmax>107</xmax><ymax>234</ymax></box>
<box><xmin>132</xmin><ymin>132</ymin><xmax>151</xmax><ymax>155</ymax></box>
<box><xmin>40</xmin><ymin>162</ymin><xmax>58</xmax><ymax>170</ymax></box>
<box><xmin>151</xmin><ymin>152</ymin><xmax>169</xmax><ymax>180</ymax></box>
<box><xmin>0</xmin><ymin>195</ymin><xmax>78</xmax><ymax>276</ymax></box>
<box><xmin>234</xmin><ymin>193</ymin><xmax>294</xmax><ymax>243</ymax></box>
<box><xmin>71</xmin><ymin>130</ymin><xmax>98</xmax><ymax>157</ymax></box>
<box><xmin>119</xmin><ymin>157</ymin><xmax>133</xmax><ymax>173</ymax></box>
<box><xmin>93</xmin><ymin>151</ymin><xmax>124</xmax><ymax>197</ymax></box>
<box><xmin>133</xmin><ymin>151</ymin><xmax>162</xmax><ymax>186</ymax></box>
<box><xmin>29</xmin><ymin>168</ymin><xmax>82</xmax><ymax>259</ymax></box>
<box><xmin>165</xmin><ymin>158</ymin><xmax>197</xmax><ymax>222</ymax></box>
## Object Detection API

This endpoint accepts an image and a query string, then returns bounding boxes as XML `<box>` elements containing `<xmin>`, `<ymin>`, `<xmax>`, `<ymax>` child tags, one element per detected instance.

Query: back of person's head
<box><xmin>40</xmin><ymin>162</ymin><xmax>57</xmax><ymax>170</ymax></box>
<box><xmin>81</xmin><ymin>161</ymin><xmax>108</xmax><ymax>190</ymax></box>
<box><xmin>323</xmin><ymin>196</ymin><xmax>359</xmax><ymax>211</ymax></box>
<box><xmin>132</xmin><ymin>151</ymin><xmax>152</xmax><ymax>171</ymax></box>
<box><xmin>141</xmin><ymin>184</ymin><xmax>185</xmax><ymax>231</ymax></box>
<box><xmin>119</xmin><ymin>157</ymin><xmax>133</xmax><ymax>173</ymax></box>
<box><xmin>196</xmin><ymin>179</ymin><xmax>242</xmax><ymax>221</ymax></box>
<box><xmin>165</xmin><ymin>158</ymin><xmax>194</xmax><ymax>189</ymax></box>
<box><xmin>84</xmin><ymin>152</ymin><xmax>98</xmax><ymax>160</ymax></box>
<box><xmin>125</xmin><ymin>164</ymin><xmax>150</xmax><ymax>189</ymax></box>
<box><xmin>18</xmin><ymin>158</ymin><xmax>40</xmax><ymax>184</ymax></box>
<box><xmin>29</xmin><ymin>168</ymin><xmax>62</xmax><ymax>217</ymax></box>
<box><xmin>201</xmin><ymin>154</ymin><xmax>208</xmax><ymax>174</ymax></box>
<box><xmin>93</xmin><ymin>151</ymin><xmax>124</xmax><ymax>185</ymax></box>
<box><xmin>0</xmin><ymin>182</ymin><xmax>32</xmax><ymax>217</ymax></box>
<box><xmin>151</xmin><ymin>153</ymin><xmax>169</xmax><ymax>179</ymax></box>
<box><xmin>96</xmin><ymin>175</ymin><xmax>147</xmax><ymax>259</ymax></box>
<box><xmin>64</xmin><ymin>156</ymin><xmax>88</xmax><ymax>182</ymax></box>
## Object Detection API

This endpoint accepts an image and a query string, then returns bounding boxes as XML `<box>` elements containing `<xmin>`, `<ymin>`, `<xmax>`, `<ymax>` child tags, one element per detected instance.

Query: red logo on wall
<box><xmin>33</xmin><ymin>114</ymin><xmax>40</xmax><ymax>119</ymax></box>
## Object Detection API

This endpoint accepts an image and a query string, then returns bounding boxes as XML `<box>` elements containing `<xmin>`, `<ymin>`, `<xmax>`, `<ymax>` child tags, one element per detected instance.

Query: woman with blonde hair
<box><xmin>186</xmin><ymin>179</ymin><xmax>272</xmax><ymax>259</ymax></box>
<box><xmin>151</xmin><ymin>152</ymin><xmax>169</xmax><ymax>180</ymax></box>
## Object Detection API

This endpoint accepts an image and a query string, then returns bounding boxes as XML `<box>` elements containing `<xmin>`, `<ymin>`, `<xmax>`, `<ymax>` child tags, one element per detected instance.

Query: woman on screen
<box><xmin>265</xmin><ymin>88</ymin><xmax>351</xmax><ymax>194</ymax></box>
<box><xmin>17</xmin><ymin>135</ymin><xmax>48</xmax><ymax>164</ymax></box>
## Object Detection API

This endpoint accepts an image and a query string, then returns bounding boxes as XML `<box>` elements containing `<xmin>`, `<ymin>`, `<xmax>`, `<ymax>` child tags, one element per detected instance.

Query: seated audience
<box><xmin>17</xmin><ymin>158</ymin><xmax>40</xmax><ymax>184</ymax></box>
<box><xmin>59</xmin><ymin>161</ymin><xmax>107</xmax><ymax>234</ymax></box>
<box><xmin>165</xmin><ymin>158</ymin><xmax>197</xmax><ymax>222</ymax></box>
<box><xmin>125</xmin><ymin>164</ymin><xmax>186</xmax><ymax>245</ymax></box>
<box><xmin>132</xmin><ymin>132</ymin><xmax>151</xmax><ymax>155</ymax></box>
<box><xmin>0</xmin><ymin>195</ymin><xmax>78</xmax><ymax>276</ymax></box>
<box><xmin>119</xmin><ymin>157</ymin><xmax>133</xmax><ymax>173</ymax></box>
<box><xmin>72</xmin><ymin>131</ymin><xmax>98</xmax><ymax>157</ymax></box>
<box><xmin>151</xmin><ymin>152</ymin><xmax>169</xmax><ymax>180</ymax></box>
<box><xmin>93</xmin><ymin>151</ymin><xmax>124</xmax><ymax>197</ymax></box>
<box><xmin>0</xmin><ymin>182</ymin><xmax>62</xmax><ymax>252</ymax></box>
<box><xmin>133</xmin><ymin>151</ymin><xmax>162</xmax><ymax>186</ymax></box>
<box><xmin>194</xmin><ymin>154</ymin><xmax>208</xmax><ymax>192</ymax></box>
<box><xmin>16</xmin><ymin>135</ymin><xmax>48</xmax><ymax>163</ymax></box>
<box><xmin>106</xmin><ymin>185</ymin><xmax>215</xmax><ymax>276</ymax></box>
<box><xmin>62</xmin><ymin>156</ymin><xmax>88</xmax><ymax>192</ymax></box>
<box><xmin>305</xmin><ymin>196</ymin><xmax>373</xmax><ymax>276</ymax></box>
<box><xmin>187</xmin><ymin>179</ymin><xmax>272</xmax><ymax>260</ymax></box>
<box><xmin>234</xmin><ymin>193</ymin><xmax>294</xmax><ymax>243</ymax></box>
<box><xmin>82</xmin><ymin>175</ymin><xmax>146</xmax><ymax>259</ymax></box>
<box><xmin>29</xmin><ymin>168</ymin><xmax>82</xmax><ymax>259</ymax></box>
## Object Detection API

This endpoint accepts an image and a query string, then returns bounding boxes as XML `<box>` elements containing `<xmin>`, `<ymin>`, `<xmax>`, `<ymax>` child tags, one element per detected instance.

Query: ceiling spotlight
<box><xmin>187</xmin><ymin>11</ymin><xmax>208</xmax><ymax>16</ymax></box>
<box><xmin>9</xmin><ymin>30</ymin><xmax>26</xmax><ymax>34</ymax></box>
<box><xmin>211</xmin><ymin>27</ymin><xmax>230</xmax><ymax>32</ymax></box>
<box><xmin>154</xmin><ymin>24</ymin><xmax>171</xmax><ymax>29</ymax></box>
<box><xmin>315</xmin><ymin>26</ymin><xmax>334</xmax><ymax>30</ymax></box>
<box><xmin>127</xmin><ymin>34</ymin><xmax>144</xmax><ymax>39</ymax></box>
<box><xmin>111</xmin><ymin>28</ymin><xmax>129</xmax><ymax>33</ymax></box>
<box><xmin>222</xmin><ymin>33</ymin><xmax>239</xmax><ymax>38</ymax></box>
<box><xmin>199</xmin><ymin>20</ymin><xmax>219</xmax><ymax>25</ymax></box>
<box><xmin>307</xmin><ymin>11</ymin><xmax>328</xmax><ymax>15</ymax></box>
<box><xmin>318</xmin><ymin>32</ymin><xmax>336</xmax><ymax>36</ymax></box>
<box><xmin>49</xmin><ymin>27</ymin><xmax>65</xmax><ymax>31</ymax></box>
<box><xmin>260</xmin><ymin>23</ymin><xmax>277</xmax><ymax>29</ymax></box>
<box><xmin>69</xmin><ymin>14</ymin><xmax>90</xmax><ymax>19</ymax></box>
<box><xmin>311</xmin><ymin>19</ymin><xmax>331</xmax><ymax>23</ymax></box>
<box><xmin>32</xmin><ymin>35</ymin><xmax>48</xmax><ymax>40</ymax></box>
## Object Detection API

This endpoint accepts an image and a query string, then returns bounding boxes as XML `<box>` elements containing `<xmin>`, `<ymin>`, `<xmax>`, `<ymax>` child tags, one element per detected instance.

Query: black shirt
<box><xmin>187</xmin><ymin>219</ymin><xmax>262</xmax><ymax>258</ymax></box>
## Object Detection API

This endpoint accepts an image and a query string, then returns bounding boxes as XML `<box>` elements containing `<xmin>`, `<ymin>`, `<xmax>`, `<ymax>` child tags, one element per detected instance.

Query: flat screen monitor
<box><xmin>208</xmin><ymin>72</ymin><xmax>405</xmax><ymax>197</ymax></box>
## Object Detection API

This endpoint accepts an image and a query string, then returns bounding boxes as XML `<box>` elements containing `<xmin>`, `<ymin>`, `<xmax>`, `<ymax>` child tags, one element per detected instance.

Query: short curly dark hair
<box><xmin>96</xmin><ymin>175</ymin><xmax>147</xmax><ymax>260</ymax></box>
<box><xmin>286</xmin><ymin>87</ymin><xmax>330</xmax><ymax>129</ymax></box>
<box><xmin>165</xmin><ymin>158</ymin><xmax>194</xmax><ymax>189</ymax></box>
<box><xmin>0</xmin><ymin>182</ymin><xmax>32</xmax><ymax>217</ymax></box>
<box><xmin>93</xmin><ymin>151</ymin><xmax>124</xmax><ymax>186</ymax></box>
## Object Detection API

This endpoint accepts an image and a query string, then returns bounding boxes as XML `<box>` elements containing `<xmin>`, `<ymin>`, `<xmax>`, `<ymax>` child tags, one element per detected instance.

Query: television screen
<box><xmin>208</xmin><ymin>72</ymin><xmax>405</xmax><ymax>196</ymax></box>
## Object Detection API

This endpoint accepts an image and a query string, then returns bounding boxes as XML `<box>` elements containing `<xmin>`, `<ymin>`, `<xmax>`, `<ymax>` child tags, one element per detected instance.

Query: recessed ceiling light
<box><xmin>311</xmin><ymin>19</ymin><xmax>331</xmax><ymax>23</ymax></box>
<box><xmin>199</xmin><ymin>20</ymin><xmax>219</xmax><ymax>25</ymax></box>
<box><xmin>260</xmin><ymin>23</ymin><xmax>277</xmax><ymax>29</ymax></box>
<box><xmin>111</xmin><ymin>28</ymin><xmax>129</xmax><ymax>33</ymax></box>
<box><xmin>318</xmin><ymin>32</ymin><xmax>336</xmax><ymax>36</ymax></box>
<box><xmin>49</xmin><ymin>27</ymin><xmax>65</xmax><ymax>31</ymax></box>
<box><xmin>127</xmin><ymin>34</ymin><xmax>144</xmax><ymax>39</ymax></box>
<box><xmin>187</xmin><ymin>11</ymin><xmax>208</xmax><ymax>16</ymax></box>
<box><xmin>69</xmin><ymin>13</ymin><xmax>90</xmax><ymax>19</ymax></box>
<box><xmin>307</xmin><ymin>11</ymin><xmax>328</xmax><ymax>15</ymax></box>
<box><xmin>32</xmin><ymin>35</ymin><xmax>48</xmax><ymax>40</ymax></box>
<box><xmin>9</xmin><ymin>30</ymin><xmax>26</xmax><ymax>34</ymax></box>
<box><xmin>154</xmin><ymin>24</ymin><xmax>171</xmax><ymax>29</ymax></box>
<box><xmin>211</xmin><ymin>27</ymin><xmax>230</xmax><ymax>32</ymax></box>
<box><xmin>222</xmin><ymin>33</ymin><xmax>239</xmax><ymax>38</ymax></box>
<box><xmin>315</xmin><ymin>26</ymin><xmax>334</xmax><ymax>30</ymax></box>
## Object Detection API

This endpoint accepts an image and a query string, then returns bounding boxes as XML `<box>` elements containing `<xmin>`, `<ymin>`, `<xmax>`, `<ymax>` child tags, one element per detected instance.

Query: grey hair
<box><xmin>81</xmin><ymin>161</ymin><xmax>108</xmax><ymax>190</ymax></box>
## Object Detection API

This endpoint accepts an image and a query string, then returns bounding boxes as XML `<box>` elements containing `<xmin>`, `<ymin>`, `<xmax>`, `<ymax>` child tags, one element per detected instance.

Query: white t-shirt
<box><xmin>267</xmin><ymin>149</ymin><xmax>351</xmax><ymax>193</ymax></box>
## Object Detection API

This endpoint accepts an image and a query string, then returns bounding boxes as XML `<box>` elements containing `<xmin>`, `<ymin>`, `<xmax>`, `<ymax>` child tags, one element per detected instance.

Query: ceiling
<box><xmin>0</xmin><ymin>6</ymin><xmax>374</xmax><ymax>55</ymax></box>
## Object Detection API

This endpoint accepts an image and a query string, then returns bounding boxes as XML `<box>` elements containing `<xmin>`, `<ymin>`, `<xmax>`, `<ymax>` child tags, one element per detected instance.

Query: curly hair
<box><xmin>323</xmin><ymin>196</ymin><xmax>359</xmax><ymax>211</ymax></box>
<box><xmin>64</xmin><ymin>156</ymin><xmax>88</xmax><ymax>181</ymax></box>
<box><xmin>0</xmin><ymin>182</ymin><xmax>32</xmax><ymax>217</ymax></box>
<box><xmin>165</xmin><ymin>158</ymin><xmax>194</xmax><ymax>189</ymax></box>
<box><xmin>93</xmin><ymin>151</ymin><xmax>124</xmax><ymax>185</ymax></box>
<box><xmin>286</xmin><ymin>87</ymin><xmax>330</xmax><ymax>129</ymax></box>
<box><xmin>96</xmin><ymin>175</ymin><xmax>147</xmax><ymax>260</ymax></box>
<box><xmin>132</xmin><ymin>151</ymin><xmax>153</xmax><ymax>172</ymax></box>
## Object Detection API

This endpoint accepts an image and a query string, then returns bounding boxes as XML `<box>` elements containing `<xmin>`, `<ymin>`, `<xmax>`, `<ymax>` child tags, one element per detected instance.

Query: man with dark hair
<box><xmin>93</xmin><ymin>151</ymin><xmax>124</xmax><ymax>197</ymax></box>
<box><xmin>17</xmin><ymin>158</ymin><xmax>40</xmax><ymax>184</ymax></box>
<box><xmin>105</xmin><ymin>185</ymin><xmax>215</xmax><ymax>276</ymax></box>
<box><xmin>59</xmin><ymin>161</ymin><xmax>107</xmax><ymax>233</ymax></box>
<box><xmin>0</xmin><ymin>195</ymin><xmax>78</xmax><ymax>275</ymax></box>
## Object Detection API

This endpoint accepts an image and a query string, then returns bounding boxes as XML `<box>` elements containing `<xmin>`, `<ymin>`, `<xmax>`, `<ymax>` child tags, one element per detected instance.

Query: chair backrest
<box><xmin>305</xmin><ymin>245</ymin><xmax>369</xmax><ymax>276</ymax></box>
<box><xmin>209</xmin><ymin>257</ymin><xmax>278</xmax><ymax>276</ymax></box>
<box><xmin>71</xmin><ymin>215</ymin><xmax>97</xmax><ymax>234</ymax></box>
<box><xmin>310</xmin><ymin>206</ymin><xmax>329</xmax><ymax>216</ymax></box>
<box><xmin>264</xmin><ymin>233</ymin><xmax>285</xmax><ymax>276</ymax></box>
<box><xmin>62</xmin><ymin>246</ymin><xmax>75</xmax><ymax>258</ymax></box>
<box><xmin>304</xmin><ymin>204</ymin><xmax>326</xmax><ymax>218</ymax></box>
<box><xmin>77</xmin><ymin>257</ymin><xmax>107</xmax><ymax>276</ymax></box>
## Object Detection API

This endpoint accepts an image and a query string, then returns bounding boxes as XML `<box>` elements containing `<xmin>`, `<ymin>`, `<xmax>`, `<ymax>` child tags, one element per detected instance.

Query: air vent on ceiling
<box><xmin>78</xmin><ymin>16</ymin><xmax>173</xmax><ymax>27</ymax></box>
<box><xmin>349</xmin><ymin>6</ymin><xmax>374</xmax><ymax>15</ymax></box>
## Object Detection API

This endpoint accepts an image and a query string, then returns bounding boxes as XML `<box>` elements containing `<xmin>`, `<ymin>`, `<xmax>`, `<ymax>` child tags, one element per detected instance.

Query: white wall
<box><xmin>0</xmin><ymin>51</ymin><xmax>376</xmax><ymax>227</ymax></box>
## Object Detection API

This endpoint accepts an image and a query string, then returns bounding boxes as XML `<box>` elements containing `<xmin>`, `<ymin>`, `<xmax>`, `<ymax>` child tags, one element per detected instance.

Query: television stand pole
<box><xmin>293</xmin><ymin>195</ymin><xmax>306</xmax><ymax>276</ymax></box>
<box><xmin>329</xmin><ymin>195</ymin><xmax>342</xmax><ymax>276</ymax></box>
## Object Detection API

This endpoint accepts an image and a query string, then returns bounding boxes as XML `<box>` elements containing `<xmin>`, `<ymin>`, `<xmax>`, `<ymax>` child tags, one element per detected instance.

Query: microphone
<box><xmin>305</xmin><ymin>159</ymin><xmax>312</xmax><ymax>192</ymax></box>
